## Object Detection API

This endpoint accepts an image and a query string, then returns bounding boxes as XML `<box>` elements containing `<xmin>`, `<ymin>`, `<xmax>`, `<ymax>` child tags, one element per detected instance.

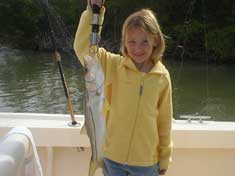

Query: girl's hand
<box><xmin>87</xmin><ymin>0</ymin><xmax>104</xmax><ymax>8</ymax></box>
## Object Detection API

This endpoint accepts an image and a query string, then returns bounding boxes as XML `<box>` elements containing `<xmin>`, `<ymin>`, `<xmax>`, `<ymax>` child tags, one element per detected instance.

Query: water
<box><xmin>168</xmin><ymin>59</ymin><xmax>235</xmax><ymax>121</ymax></box>
<box><xmin>0</xmin><ymin>48</ymin><xmax>235</xmax><ymax>121</ymax></box>
<box><xmin>0</xmin><ymin>48</ymin><xmax>84</xmax><ymax>114</ymax></box>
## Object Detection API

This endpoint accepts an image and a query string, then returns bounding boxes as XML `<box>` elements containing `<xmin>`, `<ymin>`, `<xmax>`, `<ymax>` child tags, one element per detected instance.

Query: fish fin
<box><xmin>88</xmin><ymin>159</ymin><xmax>98</xmax><ymax>176</ymax></box>
<box><xmin>80</xmin><ymin>124</ymin><xmax>87</xmax><ymax>135</ymax></box>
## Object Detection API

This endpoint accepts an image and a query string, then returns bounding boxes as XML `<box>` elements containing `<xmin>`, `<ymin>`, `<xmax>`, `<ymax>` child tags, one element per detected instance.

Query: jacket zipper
<box><xmin>139</xmin><ymin>84</ymin><xmax>143</xmax><ymax>96</ymax></box>
<box><xmin>125</xmin><ymin>80</ymin><xmax>144</xmax><ymax>163</ymax></box>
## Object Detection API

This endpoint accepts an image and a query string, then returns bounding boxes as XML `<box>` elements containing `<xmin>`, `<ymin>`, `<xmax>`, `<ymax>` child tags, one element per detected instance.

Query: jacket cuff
<box><xmin>159</xmin><ymin>157</ymin><xmax>171</xmax><ymax>170</ymax></box>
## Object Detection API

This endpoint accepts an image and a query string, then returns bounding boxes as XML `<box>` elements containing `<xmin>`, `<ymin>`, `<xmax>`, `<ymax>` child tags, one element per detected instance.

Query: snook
<box><xmin>82</xmin><ymin>54</ymin><xmax>106</xmax><ymax>176</ymax></box>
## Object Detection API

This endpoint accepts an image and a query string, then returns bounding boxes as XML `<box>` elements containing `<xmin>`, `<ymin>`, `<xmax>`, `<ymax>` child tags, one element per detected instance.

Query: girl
<box><xmin>74</xmin><ymin>0</ymin><xmax>173</xmax><ymax>175</ymax></box>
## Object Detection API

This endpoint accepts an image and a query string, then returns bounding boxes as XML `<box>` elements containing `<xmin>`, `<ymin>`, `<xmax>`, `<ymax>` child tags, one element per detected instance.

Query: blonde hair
<box><xmin>121</xmin><ymin>9</ymin><xmax>165</xmax><ymax>62</ymax></box>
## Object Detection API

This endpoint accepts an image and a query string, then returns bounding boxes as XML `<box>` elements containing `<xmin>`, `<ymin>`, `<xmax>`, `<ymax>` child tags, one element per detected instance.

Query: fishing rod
<box><xmin>39</xmin><ymin>0</ymin><xmax>79</xmax><ymax>127</ymax></box>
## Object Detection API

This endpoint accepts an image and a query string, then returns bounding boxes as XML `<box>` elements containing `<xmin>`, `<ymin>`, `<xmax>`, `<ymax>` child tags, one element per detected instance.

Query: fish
<box><xmin>81</xmin><ymin>54</ymin><xmax>106</xmax><ymax>176</ymax></box>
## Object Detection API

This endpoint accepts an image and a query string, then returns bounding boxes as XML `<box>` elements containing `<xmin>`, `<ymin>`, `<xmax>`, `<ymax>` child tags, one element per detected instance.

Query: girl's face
<box><xmin>125</xmin><ymin>27</ymin><xmax>156</xmax><ymax>64</ymax></box>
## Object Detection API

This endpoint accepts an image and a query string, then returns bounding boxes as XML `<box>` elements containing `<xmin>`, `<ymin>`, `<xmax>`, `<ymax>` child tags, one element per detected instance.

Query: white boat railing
<box><xmin>0</xmin><ymin>113</ymin><xmax>235</xmax><ymax>176</ymax></box>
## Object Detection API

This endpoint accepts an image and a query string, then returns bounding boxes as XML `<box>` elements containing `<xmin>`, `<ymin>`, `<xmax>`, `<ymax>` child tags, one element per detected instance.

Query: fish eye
<box><xmin>84</xmin><ymin>67</ymin><xmax>88</xmax><ymax>73</ymax></box>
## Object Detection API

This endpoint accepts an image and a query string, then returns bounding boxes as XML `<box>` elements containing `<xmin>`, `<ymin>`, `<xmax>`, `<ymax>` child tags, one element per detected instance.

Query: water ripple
<box><xmin>0</xmin><ymin>49</ymin><xmax>235</xmax><ymax>121</ymax></box>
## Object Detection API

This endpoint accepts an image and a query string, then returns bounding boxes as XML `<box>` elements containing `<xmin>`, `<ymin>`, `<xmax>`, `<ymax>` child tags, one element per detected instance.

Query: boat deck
<box><xmin>0</xmin><ymin>112</ymin><xmax>235</xmax><ymax>176</ymax></box>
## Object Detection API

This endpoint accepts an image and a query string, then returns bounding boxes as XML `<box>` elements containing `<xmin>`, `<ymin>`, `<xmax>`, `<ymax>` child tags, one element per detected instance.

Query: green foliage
<box><xmin>49</xmin><ymin>0</ymin><xmax>85</xmax><ymax>25</ymax></box>
<box><xmin>0</xmin><ymin>0</ymin><xmax>42</xmax><ymax>47</ymax></box>
<box><xmin>173</xmin><ymin>20</ymin><xmax>204</xmax><ymax>43</ymax></box>
<box><xmin>0</xmin><ymin>0</ymin><xmax>40</xmax><ymax>34</ymax></box>
<box><xmin>169</xmin><ymin>20</ymin><xmax>206</xmax><ymax>61</ymax></box>
<box><xmin>207</xmin><ymin>27</ymin><xmax>235</xmax><ymax>62</ymax></box>
<box><xmin>0</xmin><ymin>0</ymin><xmax>234</xmax><ymax>63</ymax></box>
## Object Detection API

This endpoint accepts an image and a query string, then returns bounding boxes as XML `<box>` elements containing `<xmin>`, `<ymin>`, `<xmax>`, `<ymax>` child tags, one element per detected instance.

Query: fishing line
<box><xmin>176</xmin><ymin>0</ymin><xmax>211</xmax><ymax>119</ymax></box>
<box><xmin>173</xmin><ymin>0</ymin><xmax>197</xmax><ymax>87</ymax></box>
<box><xmin>185</xmin><ymin>0</ymin><xmax>211</xmax><ymax>118</ymax></box>
<box><xmin>201</xmin><ymin>0</ymin><xmax>210</xmax><ymax>117</ymax></box>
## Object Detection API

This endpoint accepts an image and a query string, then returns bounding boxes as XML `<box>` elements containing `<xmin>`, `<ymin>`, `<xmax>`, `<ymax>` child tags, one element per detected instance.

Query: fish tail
<box><xmin>88</xmin><ymin>159</ymin><xmax>98</xmax><ymax>176</ymax></box>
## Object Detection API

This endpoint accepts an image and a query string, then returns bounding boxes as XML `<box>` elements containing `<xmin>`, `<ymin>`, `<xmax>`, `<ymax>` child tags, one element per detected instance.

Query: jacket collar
<box><xmin>120</xmin><ymin>57</ymin><xmax>167</xmax><ymax>75</ymax></box>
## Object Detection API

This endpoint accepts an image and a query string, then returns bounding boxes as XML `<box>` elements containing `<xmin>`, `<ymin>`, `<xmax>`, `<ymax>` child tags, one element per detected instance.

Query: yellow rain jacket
<box><xmin>74</xmin><ymin>7</ymin><xmax>173</xmax><ymax>170</ymax></box>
